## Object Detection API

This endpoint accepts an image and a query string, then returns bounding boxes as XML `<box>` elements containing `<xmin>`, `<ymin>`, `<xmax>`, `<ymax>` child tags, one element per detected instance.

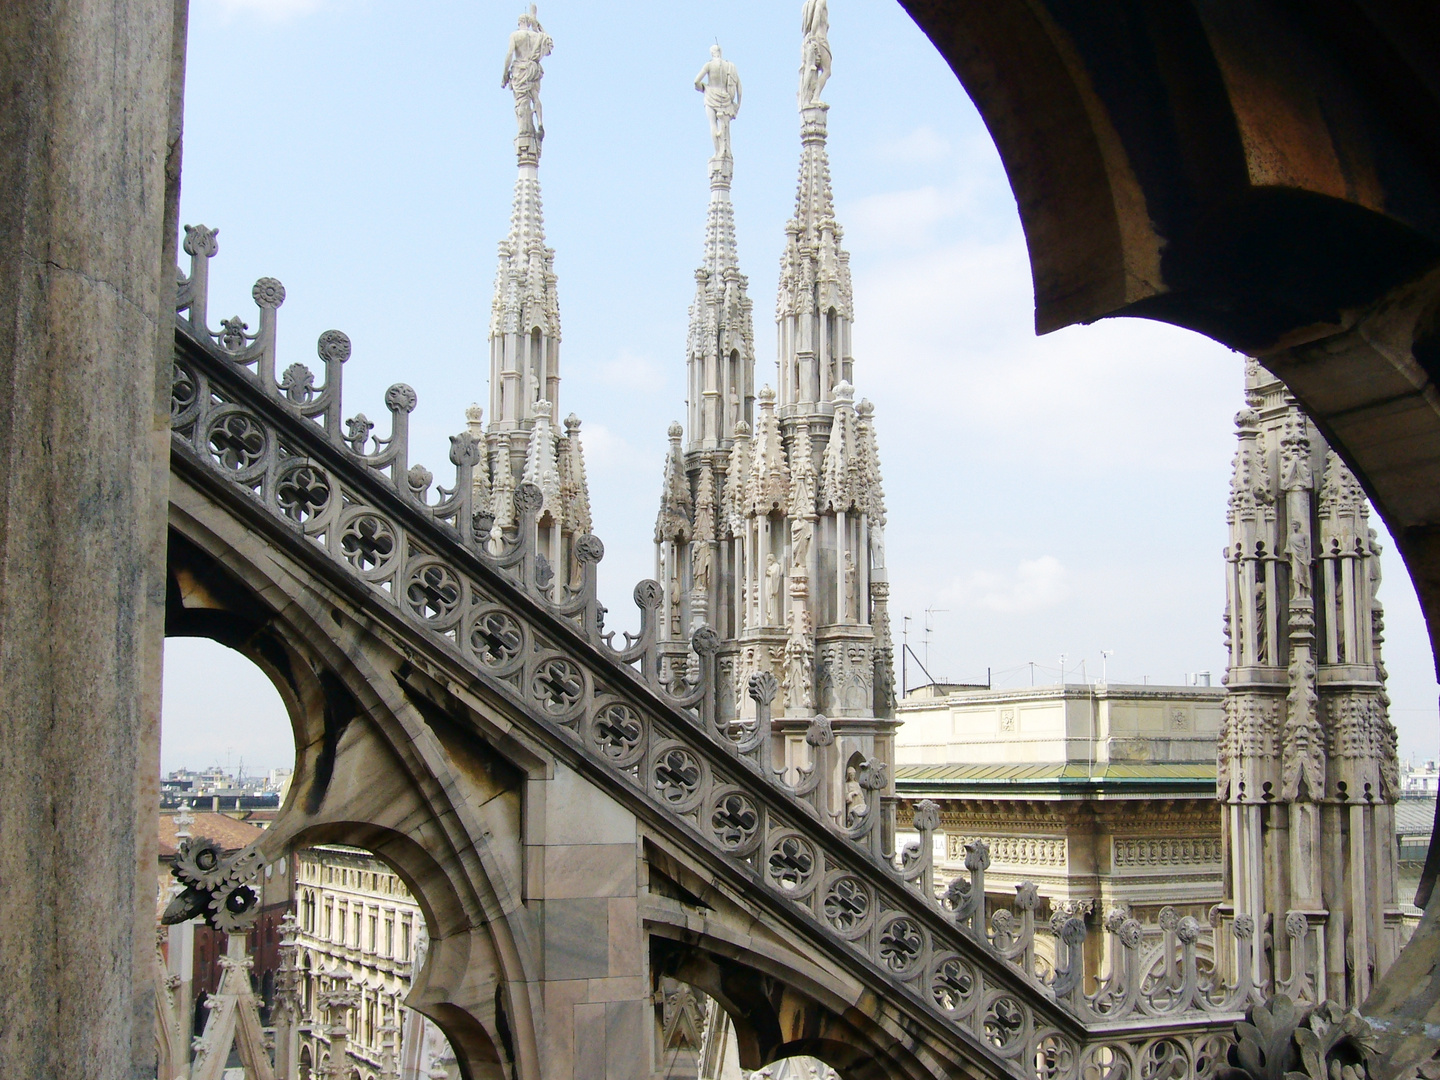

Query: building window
<box><xmin>384</xmin><ymin>917</ymin><xmax>393</xmax><ymax>957</ymax></box>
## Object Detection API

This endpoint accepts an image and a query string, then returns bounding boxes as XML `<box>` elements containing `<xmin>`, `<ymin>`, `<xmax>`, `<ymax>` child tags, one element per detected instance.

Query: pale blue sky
<box><xmin>161</xmin><ymin>0</ymin><xmax>1440</xmax><ymax>774</ymax></box>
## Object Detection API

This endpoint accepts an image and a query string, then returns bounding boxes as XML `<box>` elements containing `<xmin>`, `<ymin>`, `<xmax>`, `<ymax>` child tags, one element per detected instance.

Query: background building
<box><xmin>894</xmin><ymin>681</ymin><xmax>1225</xmax><ymax>981</ymax></box>
<box><xmin>293</xmin><ymin>844</ymin><xmax>453</xmax><ymax>1080</ymax></box>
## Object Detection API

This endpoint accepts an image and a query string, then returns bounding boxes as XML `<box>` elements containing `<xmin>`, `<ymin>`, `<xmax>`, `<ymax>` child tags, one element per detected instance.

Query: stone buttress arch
<box><xmin>166</xmin><ymin>506</ymin><xmax>551</xmax><ymax>1080</ymax></box>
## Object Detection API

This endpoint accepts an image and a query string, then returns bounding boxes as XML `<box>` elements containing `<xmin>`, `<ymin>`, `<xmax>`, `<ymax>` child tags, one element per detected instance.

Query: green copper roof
<box><xmin>894</xmin><ymin>761</ymin><xmax>1217</xmax><ymax>791</ymax></box>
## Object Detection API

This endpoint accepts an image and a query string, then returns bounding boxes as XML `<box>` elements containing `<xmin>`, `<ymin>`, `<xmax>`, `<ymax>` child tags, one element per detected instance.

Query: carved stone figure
<box><xmin>1279</xmin><ymin>417</ymin><xmax>1313</xmax><ymax>491</ymax></box>
<box><xmin>1368</xmin><ymin>527</ymin><xmax>1383</xmax><ymax>600</ymax></box>
<box><xmin>765</xmin><ymin>554</ymin><xmax>783</xmax><ymax>624</ymax></box>
<box><xmin>843</xmin><ymin>549</ymin><xmax>858</xmax><ymax>621</ymax></box>
<box><xmin>799</xmin><ymin>0</ymin><xmax>832</xmax><ymax>107</ymax></box>
<box><xmin>870</xmin><ymin>521</ymin><xmax>885</xmax><ymax>570</ymax></box>
<box><xmin>502</xmin><ymin>5</ymin><xmax>553</xmax><ymax>139</ymax></box>
<box><xmin>783</xmin><ymin>613</ymin><xmax>813</xmax><ymax>712</ymax></box>
<box><xmin>694</xmin><ymin>45</ymin><xmax>742</xmax><ymax>158</ymax></box>
<box><xmin>692</xmin><ymin>541</ymin><xmax>712</xmax><ymax>595</ymax></box>
<box><xmin>844</xmin><ymin>766</ymin><xmax>866</xmax><ymax>825</ymax></box>
<box><xmin>791</xmin><ymin>518</ymin><xmax>811</xmax><ymax>566</ymax></box>
<box><xmin>1286</xmin><ymin>518</ymin><xmax>1312</xmax><ymax>601</ymax></box>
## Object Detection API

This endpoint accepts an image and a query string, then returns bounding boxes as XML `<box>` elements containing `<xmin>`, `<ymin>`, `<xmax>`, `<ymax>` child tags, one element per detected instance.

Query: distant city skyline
<box><xmin>162</xmin><ymin>0</ymin><xmax>1439</xmax><ymax>775</ymax></box>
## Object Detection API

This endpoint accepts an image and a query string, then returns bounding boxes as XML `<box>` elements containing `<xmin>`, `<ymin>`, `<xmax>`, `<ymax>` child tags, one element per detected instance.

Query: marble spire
<box><xmin>685</xmin><ymin>45</ymin><xmax>754</xmax><ymax>453</ymax></box>
<box><xmin>654</xmin><ymin>7</ymin><xmax>895</xmax><ymax>810</ymax></box>
<box><xmin>489</xmin><ymin>4</ymin><xmax>560</xmax><ymax>434</ymax></box>
<box><xmin>777</xmin><ymin>0</ymin><xmax>852</xmax><ymax>415</ymax></box>
<box><xmin>473</xmin><ymin>6</ymin><xmax>590</xmax><ymax>587</ymax></box>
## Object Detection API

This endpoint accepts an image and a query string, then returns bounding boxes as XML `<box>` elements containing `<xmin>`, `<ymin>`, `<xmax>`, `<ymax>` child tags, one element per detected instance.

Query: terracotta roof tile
<box><xmin>158</xmin><ymin>811</ymin><xmax>265</xmax><ymax>858</ymax></box>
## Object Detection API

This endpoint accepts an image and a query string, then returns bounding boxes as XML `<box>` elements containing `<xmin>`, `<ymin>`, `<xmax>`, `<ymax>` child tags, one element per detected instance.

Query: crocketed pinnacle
<box><xmin>776</xmin><ymin>106</ymin><xmax>852</xmax><ymax>329</ymax></box>
<box><xmin>682</xmin><ymin>148</ymin><xmax>755</xmax><ymax>452</ymax></box>
<box><xmin>490</xmin><ymin>160</ymin><xmax>559</xmax><ymax>344</ymax></box>
<box><xmin>702</xmin><ymin>155</ymin><xmax>740</xmax><ymax>280</ymax></box>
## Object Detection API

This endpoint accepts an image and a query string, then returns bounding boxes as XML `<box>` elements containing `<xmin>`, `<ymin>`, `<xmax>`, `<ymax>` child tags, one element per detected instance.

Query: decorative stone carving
<box><xmin>502</xmin><ymin>4</ymin><xmax>552</xmax><ymax>140</ymax></box>
<box><xmin>799</xmin><ymin>0</ymin><xmax>831</xmax><ymax>107</ymax></box>
<box><xmin>694</xmin><ymin>45</ymin><xmax>741</xmax><ymax>158</ymax></box>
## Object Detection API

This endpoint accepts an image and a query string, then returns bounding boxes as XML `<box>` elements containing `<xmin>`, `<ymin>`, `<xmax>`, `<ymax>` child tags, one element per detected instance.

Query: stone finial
<box><xmin>173</xmin><ymin>801</ymin><xmax>195</xmax><ymax>840</ymax></box>
<box><xmin>668</xmin><ymin>420</ymin><xmax>684</xmax><ymax>441</ymax></box>
<box><xmin>832</xmin><ymin>379</ymin><xmax>854</xmax><ymax>404</ymax></box>
<box><xmin>465</xmin><ymin>403</ymin><xmax>484</xmax><ymax>425</ymax></box>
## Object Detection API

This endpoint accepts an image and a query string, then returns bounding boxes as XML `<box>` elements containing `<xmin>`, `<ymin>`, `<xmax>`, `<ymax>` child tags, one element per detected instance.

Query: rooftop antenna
<box><xmin>1059</xmin><ymin>653</ymin><xmax>1068</xmax><ymax>685</ymax></box>
<box><xmin>923</xmin><ymin>608</ymin><xmax>948</xmax><ymax>676</ymax></box>
<box><xmin>902</xmin><ymin>615</ymin><xmax>911</xmax><ymax>697</ymax></box>
<box><xmin>1100</xmin><ymin>649</ymin><xmax>1114</xmax><ymax>684</ymax></box>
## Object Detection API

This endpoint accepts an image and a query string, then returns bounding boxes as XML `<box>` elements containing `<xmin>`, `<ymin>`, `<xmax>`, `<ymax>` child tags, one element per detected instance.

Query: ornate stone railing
<box><xmin>169</xmin><ymin>228</ymin><xmax>1272</xmax><ymax>1079</ymax></box>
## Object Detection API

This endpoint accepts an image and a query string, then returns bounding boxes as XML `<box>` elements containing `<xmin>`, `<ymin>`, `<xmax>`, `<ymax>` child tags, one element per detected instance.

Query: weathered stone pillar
<box><xmin>0</xmin><ymin>1</ymin><xmax>183</xmax><ymax>1075</ymax></box>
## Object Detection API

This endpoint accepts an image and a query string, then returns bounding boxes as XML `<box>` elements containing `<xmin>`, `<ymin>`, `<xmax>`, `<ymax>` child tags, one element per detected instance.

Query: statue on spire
<box><xmin>694</xmin><ymin>45</ymin><xmax>742</xmax><ymax>159</ymax></box>
<box><xmin>799</xmin><ymin>0</ymin><xmax>831</xmax><ymax>108</ymax></box>
<box><xmin>502</xmin><ymin>5</ymin><xmax>553</xmax><ymax>140</ymax></box>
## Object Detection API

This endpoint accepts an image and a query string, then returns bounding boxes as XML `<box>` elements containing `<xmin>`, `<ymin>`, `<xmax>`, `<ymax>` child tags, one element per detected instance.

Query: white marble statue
<box><xmin>791</xmin><ymin>519</ymin><xmax>811</xmax><ymax>566</ymax></box>
<box><xmin>692</xmin><ymin>541</ymin><xmax>713</xmax><ymax>595</ymax></box>
<box><xmin>502</xmin><ymin>5</ymin><xmax>553</xmax><ymax>139</ymax></box>
<box><xmin>1286</xmin><ymin>518</ymin><xmax>1312</xmax><ymax>601</ymax></box>
<box><xmin>765</xmin><ymin>554</ymin><xmax>783</xmax><ymax>625</ymax></box>
<box><xmin>843</xmin><ymin>549</ymin><xmax>858</xmax><ymax>622</ymax></box>
<box><xmin>844</xmin><ymin>766</ymin><xmax>866</xmax><ymax>826</ymax></box>
<box><xmin>694</xmin><ymin>44</ymin><xmax>742</xmax><ymax>158</ymax></box>
<box><xmin>799</xmin><ymin>0</ymin><xmax>831</xmax><ymax>108</ymax></box>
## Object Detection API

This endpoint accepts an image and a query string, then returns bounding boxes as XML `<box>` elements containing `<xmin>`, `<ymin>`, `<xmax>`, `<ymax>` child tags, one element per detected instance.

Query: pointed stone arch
<box><xmin>164</xmin><ymin>508</ymin><xmax>548</xmax><ymax>1079</ymax></box>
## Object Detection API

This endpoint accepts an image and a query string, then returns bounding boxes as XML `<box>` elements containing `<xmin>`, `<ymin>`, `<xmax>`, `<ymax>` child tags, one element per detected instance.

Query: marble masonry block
<box><xmin>608</xmin><ymin>896</ymin><xmax>643</xmax><ymax>977</ymax></box>
<box><xmin>542</xmin><ymin>843</ymin><xmax>637</xmax><ymax>899</ymax></box>
<box><xmin>545</xmin><ymin>763</ymin><xmax>637</xmax><ymax>846</ymax></box>
<box><xmin>544</xmin><ymin>898</ymin><xmax>611</xmax><ymax>980</ymax></box>
<box><xmin>584</xmin><ymin>975</ymin><xmax>647</xmax><ymax>1002</ymax></box>
<box><xmin>605</xmin><ymin>998</ymin><xmax>651</xmax><ymax>1079</ymax></box>
<box><xmin>572</xmin><ymin>1000</ymin><xmax>608</xmax><ymax>1079</ymax></box>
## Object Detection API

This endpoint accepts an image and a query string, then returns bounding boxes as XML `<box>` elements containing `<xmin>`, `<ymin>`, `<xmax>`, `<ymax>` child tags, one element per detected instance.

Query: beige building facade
<box><xmin>293</xmin><ymin>845</ymin><xmax>453</xmax><ymax>1080</ymax></box>
<box><xmin>894</xmin><ymin>683</ymin><xmax>1227</xmax><ymax>979</ymax></box>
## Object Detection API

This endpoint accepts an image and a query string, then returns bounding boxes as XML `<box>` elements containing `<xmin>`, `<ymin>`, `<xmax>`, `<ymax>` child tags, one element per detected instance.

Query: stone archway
<box><xmin>164</xmin><ymin>524</ymin><xmax>535</xmax><ymax>1079</ymax></box>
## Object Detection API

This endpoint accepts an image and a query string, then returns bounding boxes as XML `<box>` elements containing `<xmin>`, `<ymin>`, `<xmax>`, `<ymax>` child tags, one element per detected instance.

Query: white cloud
<box><xmin>876</xmin><ymin>126</ymin><xmax>953</xmax><ymax>165</ymax></box>
<box><xmin>574</xmin><ymin>421</ymin><xmax>646</xmax><ymax>477</ymax></box>
<box><xmin>940</xmin><ymin>556</ymin><xmax>1071</xmax><ymax>615</ymax></box>
<box><xmin>596</xmin><ymin>349</ymin><xmax>665</xmax><ymax>392</ymax></box>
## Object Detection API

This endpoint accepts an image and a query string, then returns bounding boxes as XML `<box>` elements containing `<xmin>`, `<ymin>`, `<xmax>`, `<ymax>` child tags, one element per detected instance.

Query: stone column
<box><xmin>0</xmin><ymin>1</ymin><xmax>184</xmax><ymax>1076</ymax></box>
